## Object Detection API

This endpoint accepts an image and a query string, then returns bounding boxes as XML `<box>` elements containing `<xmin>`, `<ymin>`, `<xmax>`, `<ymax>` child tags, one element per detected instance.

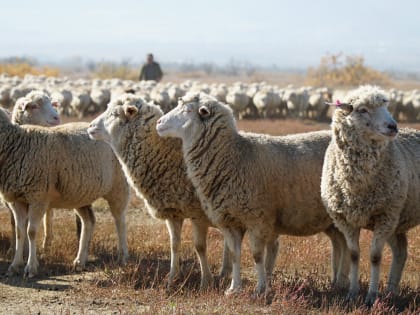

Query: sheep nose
<box><xmin>388</xmin><ymin>123</ymin><xmax>398</xmax><ymax>133</ymax></box>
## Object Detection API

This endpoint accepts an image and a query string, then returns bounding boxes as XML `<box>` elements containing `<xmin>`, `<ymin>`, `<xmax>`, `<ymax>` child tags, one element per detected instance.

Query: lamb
<box><xmin>87</xmin><ymin>94</ymin><xmax>231</xmax><ymax>290</ymax></box>
<box><xmin>0</xmin><ymin>108</ymin><xmax>129</xmax><ymax>278</ymax></box>
<box><xmin>321</xmin><ymin>85</ymin><xmax>420</xmax><ymax>305</ymax></box>
<box><xmin>156</xmin><ymin>92</ymin><xmax>350</xmax><ymax>295</ymax></box>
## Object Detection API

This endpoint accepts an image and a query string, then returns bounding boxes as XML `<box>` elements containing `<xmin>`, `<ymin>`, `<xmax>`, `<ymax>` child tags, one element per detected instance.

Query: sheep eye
<box><xmin>358</xmin><ymin>108</ymin><xmax>368</xmax><ymax>114</ymax></box>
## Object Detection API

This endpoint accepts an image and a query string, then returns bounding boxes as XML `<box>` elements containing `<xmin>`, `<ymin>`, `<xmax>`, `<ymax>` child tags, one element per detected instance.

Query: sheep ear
<box><xmin>23</xmin><ymin>101</ymin><xmax>39</xmax><ymax>111</ymax></box>
<box><xmin>51</xmin><ymin>101</ymin><xmax>60</xmax><ymax>108</ymax></box>
<box><xmin>124</xmin><ymin>105</ymin><xmax>138</xmax><ymax>119</ymax></box>
<box><xmin>198</xmin><ymin>106</ymin><xmax>210</xmax><ymax>118</ymax></box>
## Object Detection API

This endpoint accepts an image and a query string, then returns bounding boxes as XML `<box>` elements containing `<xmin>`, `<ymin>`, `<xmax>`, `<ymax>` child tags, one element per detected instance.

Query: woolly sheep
<box><xmin>0</xmin><ymin>85</ymin><xmax>12</xmax><ymax>108</ymax></box>
<box><xmin>12</xmin><ymin>91</ymin><xmax>60</xmax><ymax>127</ymax></box>
<box><xmin>0</xmin><ymin>109</ymin><xmax>130</xmax><ymax>278</ymax></box>
<box><xmin>70</xmin><ymin>89</ymin><xmax>91</xmax><ymax>118</ymax></box>
<box><xmin>321</xmin><ymin>85</ymin><xmax>420</xmax><ymax>305</ymax></box>
<box><xmin>87</xmin><ymin>94</ymin><xmax>231</xmax><ymax>290</ymax></box>
<box><xmin>10</xmin><ymin>90</ymin><xmax>95</xmax><ymax>252</ymax></box>
<box><xmin>50</xmin><ymin>88</ymin><xmax>73</xmax><ymax>117</ymax></box>
<box><xmin>253</xmin><ymin>89</ymin><xmax>282</xmax><ymax>118</ymax></box>
<box><xmin>156</xmin><ymin>92</ymin><xmax>350</xmax><ymax>295</ymax></box>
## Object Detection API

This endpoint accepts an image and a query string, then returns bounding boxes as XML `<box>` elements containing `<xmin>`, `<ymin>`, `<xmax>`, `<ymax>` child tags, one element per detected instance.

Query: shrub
<box><xmin>306</xmin><ymin>53</ymin><xmax>390</xmax><ymax>87</ymax></box>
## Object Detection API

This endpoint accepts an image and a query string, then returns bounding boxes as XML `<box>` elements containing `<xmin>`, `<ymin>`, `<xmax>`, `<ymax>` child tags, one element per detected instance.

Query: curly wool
<box><xmin>105</xmin><ymin>95</ymin><xmax>206</xmax><ymax>221</ymax></box>
<box><xmin>323</xmin><ymin>87</ymin><xmax>420</xmax><ymax>232</ymax></box>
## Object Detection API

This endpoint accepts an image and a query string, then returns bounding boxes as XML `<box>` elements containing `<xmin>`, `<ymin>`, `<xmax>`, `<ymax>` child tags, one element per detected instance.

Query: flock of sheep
<box><xmin>0</xmin><ymin>77</ymin><xmax>419</xmax><ymax>307</ymax></box>
<box><xmin>1</xmin><ymin>73</ymin><xmax>420</xmax><ymax>122</ymax></box>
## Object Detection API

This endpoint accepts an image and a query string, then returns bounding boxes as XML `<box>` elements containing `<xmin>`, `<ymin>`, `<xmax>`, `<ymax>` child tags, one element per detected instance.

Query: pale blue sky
<box><xmin>1</xmin><ymin>0</ymin><xmax>419</xmax><ymax>71</ymax></box>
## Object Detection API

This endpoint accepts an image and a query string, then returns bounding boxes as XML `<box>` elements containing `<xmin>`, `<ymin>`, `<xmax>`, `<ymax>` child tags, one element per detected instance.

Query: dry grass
<box><xmin>0</xmin><ymin>61</ymin><xmax>59</xmax><ymax>77</ymax></box>
<box><xmin>0</xmin><ymin>119</ymin><xmax>419</xmax><ymax>314</ymax></box>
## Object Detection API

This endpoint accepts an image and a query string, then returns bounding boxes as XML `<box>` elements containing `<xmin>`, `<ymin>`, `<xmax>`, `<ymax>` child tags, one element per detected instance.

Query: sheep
<box><xmin>87</xmin><ymin>94</ymin><xmax>231</xmax><ymax>290</ymax></box>
<box><xmin>12</xmin><ymin>91</ymin><xmax>60</xmax><ymax>127</ymax></box>
<box><xmin>253</xmin><ymin>89</ymin><xmax>282</xmax><ymax>118</ymax></box>
<box><xmin>0</xmin><ymin>85</ymin><xmax>12</xmax><ymax>108</ymax></box>
<box><xmin>150</xmin><ymin>88</ymin><xmax>171</xmax><ymax>113</ymax></box>
<box><xmin>156</xmin><ymin>92</ymin><xmax>350</xmax><ymax>295</ymax></box>
<box><xmin>90</xmin><ymin>87</ymin><xmax>111</xmax><ymax>114</ymax></box>
<box><xmin>10</xmin><ymin>91</ymin><xmax>96</xmax><ymax>252</ymax></box>
<box><xmin>225</xmin><ymin>88</ymin><xmax>250</xmax><ymax>116</ymax></box>
<box><xmin>70</xmin><ymin>89</ymin><xmax>91</xmax><ymax>118</ymax></box>
<box><xmin>0</xmin><ymin>108</ymin><xmax>130</xmax><ymax>278</ymax></box>
<box><xmin>321</xmin><ymin>85</ymin><xmax>420</xmax><ymax>305</ymax></box>
<box><xmin>50</xmin><ymin>88</ymin><xmax>73</xmax><ymax>117</ymax></box>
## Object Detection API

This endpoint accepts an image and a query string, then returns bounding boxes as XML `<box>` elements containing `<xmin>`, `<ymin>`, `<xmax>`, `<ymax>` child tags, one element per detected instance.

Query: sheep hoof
<box><xmin>253</xmin><ymin>285</ymin><xmax>267</xmax><ymax>297</ymax></box>
<box><xmin>23</xmin><ymin>266</ymin><xmax>37</xmax><ymax>279</ymax></box>
<box><xmin>199</xmin><ymin>276</ymin><xmax>214</xmax><ymax>291</ymax></box>
<box><xmin>345</xmin><ymin>290</ymin><xmax>358</xmax><ymax>302</ymax></box>
<box><xmin>118</xmin><ymin>254</ymin><xmax>128</xmax><ymax>266</ymax></box>
<box><xmin>365</xmin><ymin>291</ymin><xmax>378</xmax><ymax>307</ymax></box>
<box><xmin>224</xmin><ymin>287</ymin><xmax>241</xmax><ymax>296</ymax></box>
<box><xmin>72</xmin><ymin>259</ymin><xmax>86</xmax><ymax>272</ymax></box>
<box><xmin>333</xmin><ymin>277</ymin><xmax>350</xmax><ymax>290</ymax></box>
<box><xmin>7</xmin><ymin>265</ymin><xmax>21</xmax><ymax>277</ymax></box>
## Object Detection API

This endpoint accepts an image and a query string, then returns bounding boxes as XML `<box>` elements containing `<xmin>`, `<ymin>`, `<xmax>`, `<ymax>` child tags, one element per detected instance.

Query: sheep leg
<box><xmin>222</xmin><ymin>227</ymin><xmax>244</xmax><ymax>295</ymax></box>
<box><xmin>325</xmin><ymin>226</ymin><xmax>350</xmax><ymax>289</ymax></box>
<box><xmin>75</xmin><ymin>213</ymin><xmax>82</xmax><ymax>241</ymax></box>
<box><xmin>25</xmin><ymin>202</ymin><xmax>47</xmax><ymax>278</ymax></box>
<box><xmin>249</xmin><ymin>233</ymin><xmax>268</xmax><ymax>295</ymax></box>
<box><xmin>42</xmin><ymin>208</ymin><xmax>53</xmax><ymax>252</ymax></box>
<box><xmin>265</xmin><ymin>237</ymin><xmax>279</xmax><ymax>286</ymax></box>
<box><xmin>191</xmin><ymin>219</ymin><xmax>213</xmax><ymax>290</ymax></box>
<box><xmin>386</xmin><ymin>233</ymin><xmax>408</xmax><ymax>295</ymax></box>
<box><xmin>166</xmin><ymin>218</ymin><xmax>183</xmax><ymax>288</ymax></box>
<box><xmin>73</xmin><ymin>206</ymin><xmax>95</xmax><ymax>269</ymax></box>
<box><xmin>7</xmin><ymin>205</ymin><xmax>16</xmax><ymax>258</ymax></box>
<box><xmin>343</xmin><ymin>227</ymin><xmax>361</xmax><ymax>301</ymax></box>
<box><xmin>8</xmin><ymin>202</ymin><xmax>28</xmax><ymax>275</ymax></box>
<box><xmin>365</xmin><ymin>231</ymin><xmax>389</xmax><ymax>306</ymax></box>
<box><xmin>108</xmin><ymin>201</ymin><xmax>128</xmax><ymax>264</ymax></box>
<box><xmin>219</xmin><ymin>238</ymin><xmax>232</xmax><ymax>278</ymax></box>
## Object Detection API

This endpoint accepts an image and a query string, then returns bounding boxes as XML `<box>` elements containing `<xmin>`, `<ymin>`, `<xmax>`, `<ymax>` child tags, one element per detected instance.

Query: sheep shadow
<box><xmin>0</xmin><ymin>258</ymin><xmax>75</xmax><ymax>291</ymax></box>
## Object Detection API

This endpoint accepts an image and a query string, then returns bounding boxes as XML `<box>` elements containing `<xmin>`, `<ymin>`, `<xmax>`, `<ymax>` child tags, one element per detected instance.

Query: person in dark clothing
<box><xmin>139</xmin><ymin>53</ymin><xmax>163</xmax><ymax>82</ymax></box>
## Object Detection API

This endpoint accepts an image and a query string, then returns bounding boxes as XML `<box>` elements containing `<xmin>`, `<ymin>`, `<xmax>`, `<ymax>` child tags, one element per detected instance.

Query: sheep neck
<box><xmin>183</xmin><ymin>121</ymin><xmax>239</xmax><ymax>202</ymax></box>
<box><xmin>114</xmin><ymin>117</ymin><xmax>185</xmax><ymax>193</ymax></box>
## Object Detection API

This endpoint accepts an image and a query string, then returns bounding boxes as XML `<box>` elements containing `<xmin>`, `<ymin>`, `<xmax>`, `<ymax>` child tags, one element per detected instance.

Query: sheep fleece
<box><xmin>0</xmin><ymin>122</ymin><xmax>126</xmax><ymax>209</ymax></box>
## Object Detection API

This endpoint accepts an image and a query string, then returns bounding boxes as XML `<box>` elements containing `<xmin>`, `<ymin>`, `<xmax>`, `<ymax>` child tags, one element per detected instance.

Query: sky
<box><xmin>1</xmin><ymin>0</ymin><xmax>419</xmax><ymax>71</ymax></box>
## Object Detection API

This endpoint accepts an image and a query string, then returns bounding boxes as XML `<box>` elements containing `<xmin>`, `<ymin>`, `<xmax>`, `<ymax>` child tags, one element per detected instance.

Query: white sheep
<box><xmin>156</xmin><ymin>92</ymin><xmax>350</xmax><ymax>295</ymax></box>
<box><xmin>0</xmin><ymin>108</ymin><xmax>130</xmax><ymax>278</ymax></box>
<box><xmin>10</xmin><ymin>91</ymin><xmax>97</xmax><ymax>252</ymax></box>
<box><xmin>87</xmin><ymin>94</ymin><xmax>231</xmax><ymax>290</ymax></box>
<box><xmin>321</xmin><ymin>85</ymin><xmax>420</xmax><ymax>305</ymax></box>
<box><xmin>12</xmin><ymin>91</ymin><xmax>60</xmax><ymax>127</ymax></box>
